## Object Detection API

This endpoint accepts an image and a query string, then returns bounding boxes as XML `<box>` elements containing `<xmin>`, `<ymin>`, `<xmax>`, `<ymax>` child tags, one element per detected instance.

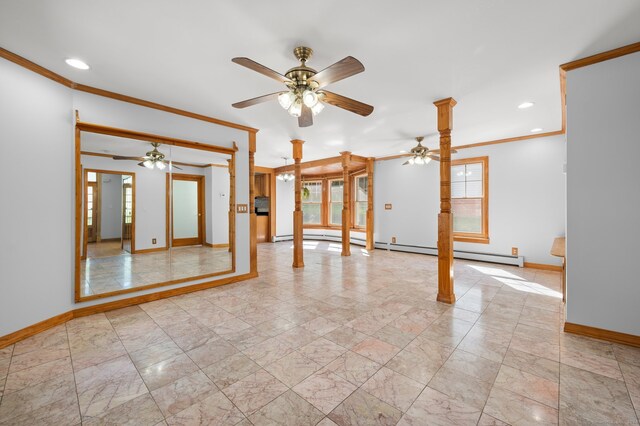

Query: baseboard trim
<box><xmin>564</xmin><ymin>322</ymin><xmax>640</xmax><ymax>348</ymax></box>
<box><xmin>524</xmin><ymin>262</ymin><xmax>563</xmax><ymax>272</ymax></box>
<box><xmin>0</xmin><ymin>271</ymin><xmax>258</xmax><ymax>349</ymax></box>
<box><xmin>133</xmin><ymin>246</ymin><xmax>168</xmax><ymax>254</ymax></box>
<box><xmin>204</xmin><ymin>242</ymin><xmax>229</xmax><ymax>248</ymax></box>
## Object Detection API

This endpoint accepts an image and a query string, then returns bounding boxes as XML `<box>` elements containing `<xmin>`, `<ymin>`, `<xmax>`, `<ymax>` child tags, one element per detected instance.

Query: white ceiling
<box><xmin>1</xmin><ymin>1</ymin><xmax>639</xmax><ymax>167</ymax></box>
<box><xmin>81</xmin><ymin>133</ymin><xmax>230</xmax><ymax>165</ymax></box>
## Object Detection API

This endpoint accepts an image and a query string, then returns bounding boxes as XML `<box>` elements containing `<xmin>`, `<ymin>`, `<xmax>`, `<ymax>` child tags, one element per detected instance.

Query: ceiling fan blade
<box><xmin>427</xmin><ymin>154</ymin><xmax>441</xmax><ymax>161</ymax></box>
<box><xmin>232</xmin><ymin>92</ymin><xmax>283</xmax><ymax>109</ymax></box>
<box><xmin>320</xmin><ymin>90</ymin><xmax>374</xmax><ymax>117</ymax></box>
<box><xmin>137</xmin><ymin>162</ymin><xmax>146</xmax><ymax>168</ymax></box>
<box><xmin>402</xmin><ymin>160</ymin><xmax>410</xmax><ymax>165</ymax></box>
<box><xmin>169</xmin><ymin>163</ymin><xmax>183</xmax><ymax>170</ymax></box>
<box><xmin>312</xmin><ymin>56</ymin><xmax>365</xmax><ymax>89</ymax></box>
<box><xmin>298</xmin><ymin>105</ymin><xmax>313</xmax><ymax>127</ymax></box>
<box><xmin>113</xmin><ymin>156</ymin><xmax>145</xmax><ymax>161</ymax></box>
<box><xmin>232</xmin><ymin>57</ymin><xmax>292</xmax><ymax>84</ymax></box>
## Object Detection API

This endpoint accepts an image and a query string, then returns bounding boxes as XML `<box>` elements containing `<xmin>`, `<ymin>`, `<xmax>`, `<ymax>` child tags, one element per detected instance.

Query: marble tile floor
<box><xmin>80</xmin><ymin>245</ymin><xmax>232</xmax><ymax>297</ymax></box>
<box><xmin>1</xmin><ymin>241</ymin><xmax>639</xmax><ymax>425</ymax></box>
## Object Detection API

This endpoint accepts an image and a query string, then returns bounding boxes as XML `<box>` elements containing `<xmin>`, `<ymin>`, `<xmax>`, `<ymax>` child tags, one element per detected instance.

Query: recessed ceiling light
<box><xmin>65</xmin><ymin>58</ymin><xmax>90</xmax><ymax>70</ymax></box>
<box><xmin>518</xmin><ymin>102</ymin><xmax>535</xmax><ymax>109</ymax></box>
<box><xmin>530</xmin><ymin>128</ymin><xmax>543</xmax><ymax>133</ymax></box>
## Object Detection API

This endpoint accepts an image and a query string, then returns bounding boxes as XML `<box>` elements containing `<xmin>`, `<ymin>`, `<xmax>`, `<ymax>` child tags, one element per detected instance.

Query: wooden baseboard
<box><xmin>0</xmin><ymin>271</ymin><xmax>258</xmax><ymax>349</ymax></box>
<box><xmin>0</xmin><ymin>312</ymin><xmax>74</xmax><ymax>349</ymax></box>
<box><xmin>204</xmin><ymin>242</ymin><xmax>229</xmax><ymax>248</ymax></box>
<box><xmin>564</xmin><ymin>322</ymin><xmax>640</xmax><ymax>348</ymax></box>
<box><xmin>133</xmin><ymin>246</ymin><xmax>168</xmax><ymax>254</ymax></box>
<box><xmin>524</xmin><ymin>262</ymin><xmax>563</xmax><ymax>272</ymax></box>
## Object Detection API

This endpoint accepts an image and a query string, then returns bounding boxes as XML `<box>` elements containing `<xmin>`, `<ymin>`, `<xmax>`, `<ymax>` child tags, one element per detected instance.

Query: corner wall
<box><xmin>0</xmin><ymin>57</ymin><xmax>251</xmax><ymax>337</ymax></box>
<box><xmin>566</xmin><ymin>51</ymin><xmax>640</xmax><ymax>336</ymax></box>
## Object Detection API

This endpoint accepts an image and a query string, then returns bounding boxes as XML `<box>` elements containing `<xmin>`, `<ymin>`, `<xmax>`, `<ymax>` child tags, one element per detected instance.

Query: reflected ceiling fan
<box><xmin>112</xmin><ymin>142</ymin><xmax>182</xmax><ymax>170</ymax></box>
<box><xmin>231</xmin><ymin>46</ymin><xmax>374</xmax><ymax>127</ymax></box>
<box><xmin>402</xmin><ymin>137</ymin><xmax>457</xmax><ymax>165</ymax></box>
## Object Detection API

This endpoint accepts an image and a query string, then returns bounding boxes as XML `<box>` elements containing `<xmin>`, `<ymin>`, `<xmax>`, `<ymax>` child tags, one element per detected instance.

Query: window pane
<box><xmin>466</xmin><ymin>180</ymin><xmax>483</xmax><ymax>197</ymax></box>
<box><xmin>330</xmin><ymin>202</ymin><xmax>342</xmax><ymax>225</ymax></box>
<box><xmin>87</xmin><ymin>172</ymin><xmax>97</xmax><ymax>182</ymax></box>
<box><xmin>451</xmin><ymin>182</ymin><xmax>465</xmax><ymax>198</ymax></box>
<box><xmin>466</xmin><ymin>163</ymin><xmax>483</xmax><ymax>181</ymax></box>
<box><xmin>355</xmin><ymin>201</ymin><xmax>367</xmax><ymax>227</ymax></box>
<box><xmin>452</xmin><ymin>165</ymin><xmax>466</xmax><ymax>182</ymax></box>
<box><xmin>330</xmin><ymin>181</ymin><xmax>343</xmax><ymax>201</ymax></box>
<box><xmin>303</xmin><ymin>182</ymin><xmax>322</xmax><ymax>202</ymax></box>
<box><xmin>356</xmin><ymin>176</ymin><xmax>368</xmax><ymax>201</ymax></box>
<box><xmin>302</xmin><ymin>203</ymin><xmax>321</xmax><ymax>224</ymax></box>
<box><xmin>452</xmin><ymin>199</ymin><xmax>482</xmax><ymax>233</ymax></box>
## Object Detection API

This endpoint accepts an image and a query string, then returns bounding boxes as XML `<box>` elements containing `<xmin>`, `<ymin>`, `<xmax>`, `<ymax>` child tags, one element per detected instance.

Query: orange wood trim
<box><xmin>249</xmin><ymin>132</ymin><xmax>257</xmax><ymax>275</ymax></box>
<box><xmin>451</xmin><ymin>130</ymin><xmax>564</xmax><ymax>151</ymax></box>
<box><xmin>559</xmin><ymin>68</ymin><xmax>567</xmax><ymax>133</ymax></box>
<box><xmin>0</xmin><ymin>272</ymin><xmax>258</xmax><ymax>349</ymax></box>
<box><xmin>167</xmin><ymin>173</ymin><xmax>206</xmax><ymax>247</ymax></box>
<box><xmin>0</xmin><ymin>47</ymin><xmax>258</xmax><ymax>133</ymax></box>
<box><xmin>133</xmin><ymin>246</ymin><xmax>168</xmax><ymax>254</ymax></box>
<box><xmin>254</xmin><ymin>166</ymin><xmax>275</xmax><ymax>174</ymax></box>
<box><xmin>204</xmin><ymin>242</ymin><xmax>229</xmax><ymax>248</ymax></box>
<box><xmin>292</xmin><ymin>139</ymin><xmax>305</xmax><ymax>268</ymax></box>
<box><xmin>75</xmin><ymin>126</ymin><xmax>82</xmax><ymax>300</ymax></box>
<box><xmin>0</xmin><ymin>312</ymin><xmax>74</xmax><ymax>349</ymax></box>
<box><xmin>523</xmin><ymin>262</ymin><xmax>563</xmax><ymax>272</ymax></box>
<box><xmin>340</xmin><ymin>151</ymin><xmax>351</xmax><ymax>256</ymax></box>
<box><xmin>434</xmin><ymin>97</ymin><xmax>457</xmax><ymax>305</ymax></box>
<box><xmin>366</xmin><ymin>158</ymin><xmax>374</xmax><ymax>250</ymax></box>
<box><xmin>564</xmin><ymin>322</ymin><xmax>640</xmax><ymax>348</ymax></box>
<box><xmin>560</xmin><ymin>41</ymin><xmax>640</xmax><ymax>72</ymax></box>
<box><xmin>451</xmin><ymin>156</ymin><xmax>489</xmax><ymax>243</ymax></box>
<box><xmin>77</xmin><ymin>121</ymin><xmax>236</xmax><ymax>156</ymax></box>
<box><xmin>228</xmin><ymin>156</ymin><xmax>236</xmax><ymax>264</ymax></box>
<box><xmin>80</xmin><ymin>151</ymin><xmax>222</xmax><ymax>169</ymax></box>
<box><xmin>269</xmin><ymin>172</ymin><xmax>276</xmax><ymax>242</ymax></box>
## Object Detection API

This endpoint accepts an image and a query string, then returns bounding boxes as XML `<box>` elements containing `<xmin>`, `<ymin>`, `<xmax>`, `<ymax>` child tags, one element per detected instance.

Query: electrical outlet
<box><xmin>391</xmin><ymin>237</ymin><xmax>397</xmax><ymax>244</ymax></box>
<box><xmin>152</xmin><ymin>238</ymin><xmax>157</xmax><ymax>245</ymax></box>
<box><xmin>512</xmin><ymin>247</ymin><xmax>518</xmax><ymax>256</ymax></box>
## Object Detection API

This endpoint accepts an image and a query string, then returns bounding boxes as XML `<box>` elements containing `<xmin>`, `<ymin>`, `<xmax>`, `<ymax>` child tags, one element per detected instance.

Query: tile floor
<box><xmin>1</xmin><ymin>241</ymin><xmax>639</xmax><ymax>425</ymax></box>
<box><xmin>81</xmin><ymin>245</ymin><xmax>232</xmax><ymax>297</ymax></box>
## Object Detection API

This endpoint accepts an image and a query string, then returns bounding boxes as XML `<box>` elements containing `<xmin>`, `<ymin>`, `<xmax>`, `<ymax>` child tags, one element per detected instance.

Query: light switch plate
<box><xmin>237</xmin><ymin>204</ymin><xmax>248</xmax><ymax>213</ymax></box>
<box><xmin>385</xmin><ymin>204</ymin><xmax>392</xmax><ymax>210</ymax></box>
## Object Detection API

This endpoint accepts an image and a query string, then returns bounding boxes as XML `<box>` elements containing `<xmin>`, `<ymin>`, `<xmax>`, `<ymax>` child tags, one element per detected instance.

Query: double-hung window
<box><xmin>302</xmin><ymin>181</ymin><xmax>322</xmax><ymax>225</ymax></box>
<box><xmin>329</xmin><ymin>180</ymin><xmax>343</xmax><ymax>226</ymax></box>
<box><xmin>451</xmin><ymin>157</ymin><xmax>489</xmax><ymax>243</ymax></box>
<box><xmin>354</xmin><ymin>175</ymin><xmax>368</xmax><ymax>227</ymax></box>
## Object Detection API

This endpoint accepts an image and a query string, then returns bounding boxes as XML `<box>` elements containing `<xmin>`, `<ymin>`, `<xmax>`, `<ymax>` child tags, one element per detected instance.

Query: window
<box><xmin>329</xmin><ymin>180</ymin><xmax>343</xmax><ymax>225</ymax></box>
<box><xmin>354</xmin><ymin>175</ymin><xmax>368</xmax><ymax>227</ymax></box>
<box><xmin>302</xmin><ymin>181</ymin><xmax>322</xmax><ymax>224</ymax></box>
<box><xmin>124</xmin><ymin>186</ymin><xmax>133</xmax><ymax>224</ymax></box>
<box><xmin>451</xmin><ymin>157</ymin><xmax>488</xmax><ymax>243</ymax></box>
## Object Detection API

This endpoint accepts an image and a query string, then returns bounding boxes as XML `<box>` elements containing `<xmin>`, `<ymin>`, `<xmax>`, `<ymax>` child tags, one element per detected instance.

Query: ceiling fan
<box><xmin>112</xmin><ymin>142</ymin><xmax>182</xmax><ymax>170</ymax></box>
<box><xmin>402</xmin><ymin>137</ymin><xmax>457</xmax><ymax>165</ymax></box>
<box><xmin>231</xmin><ymin>46</ymin><xmax>374</xmax><ymax>127</ymax></box>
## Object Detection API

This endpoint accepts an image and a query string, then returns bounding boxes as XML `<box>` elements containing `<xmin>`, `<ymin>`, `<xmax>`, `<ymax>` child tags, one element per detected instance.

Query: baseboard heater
<box><xmin>272</xmin><ymin>235</ymin><xmax>523</xmax><ymax>267</ymax></box>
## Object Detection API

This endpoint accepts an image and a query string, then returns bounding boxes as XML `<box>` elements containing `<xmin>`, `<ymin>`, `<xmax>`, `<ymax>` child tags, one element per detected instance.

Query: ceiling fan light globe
<box><xmin>143</xmin><ymin>160</ymin><xmax>154</xmax><ymax>169</ymax></box>
<box><xmin>277</xmin><ymin>175</ymin><xmax>284</xmax><ymax>181</ymax></box>
<box><xmin>288</xmin><ymin>99</ymin><xmax>302</xmax><ymax>117</ymax></box>
<box><xmin>302</xmin><ymin>90</ymin><xmax>318</xmax><ymax>107</ymax></box>
<box><xmin>408</xmin><ymin>158</ymin><xmax>415</xmax><ymax>165</ymax></box>
<box><xmin>311</xmin><ymin>101</ymin><xmax>325</xmax><ymax>116</ymax></box>
<box><xmin>278</xmin><ymin>92</ymin><xmax>295</xmax><ymax>109</ymax></box>
<box><xmin>415</xmin><ymin>157</ymin><xmax>424</xmax><ymax>165</ymax></box>
<box><xmin>156</xmin><ymin>161</ymin><xmax>166</xmax><ymax>170</ymax></box>
<box><xmin>424</xmin><ymin>157</ymin><xmax>432</xmax><ymax>165</ymax></box>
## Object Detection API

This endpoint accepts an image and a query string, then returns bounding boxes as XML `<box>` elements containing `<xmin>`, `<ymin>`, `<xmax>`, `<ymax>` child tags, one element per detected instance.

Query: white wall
<box><xmin>276</xmin><ymin>179</ymin><xmax>295</xmax><ymax>236</ymax></box>
<box><xmin>374</xmin><ymin>134</ymin><xmax>566</xmax><ymax>265</ymax></box>
<box><xmin>99</xmin><ymin>174</ymin><xmax>123</xmax><ymax>239</ymax></box>
<box><xmin>566</xmin><ymin>52</ymin><xmax>640</xmax><ymax>336</ymax></box>
<box><xmin>0</xmin><ymin>57</ymin><xmax>251</xmax><ymax>337</ymax></box>
<box><xmin>206</xmin><ymin>166</ymin><xmax>230</xmax><ymax>245</ymax></box>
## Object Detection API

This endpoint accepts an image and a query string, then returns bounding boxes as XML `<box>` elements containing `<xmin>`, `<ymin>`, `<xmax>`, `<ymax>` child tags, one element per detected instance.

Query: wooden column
<box><xmin>341</xmin><ymin>151</ymin><xmax>351</xmax><ymax>256</ymax></box>
<box><xmin>249</xmin><ymin>132</ymin><xmax>257</xmax><ymax>275</ymax></box>
<box><xmin>434</xmin><ymin>97</ymin><xmax>457</xmax><ymax>304</ymax></box>
<box><xmin>365</xmin><ymin>158</ymin><xmax>374</xmax><ymax>251</ymax></box>
<box><xmin>227</xmin><ymin>158</ymin><xmax>235</xmax><ymax>256</ymax></box>
<box><xmin>292</xmin><ymin>139</ymin><xmax>305</xmax><ymax>268</ymax></box>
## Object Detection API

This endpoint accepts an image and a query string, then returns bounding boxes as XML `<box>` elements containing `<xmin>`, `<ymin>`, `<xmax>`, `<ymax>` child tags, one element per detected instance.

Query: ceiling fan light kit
<box><xmin>112</xmin><ymin>142</ymin><xmax>181</xmax><ymax>170</ymax></box>
<box><xmin>232</xmin><ymin>46</ymin><xmax>373</xmax><ymax>127</ymax></box>
<box><xmin>402</xmin><ymin>137</ymin><xmax>455</xmax><ymax>166</ymax></box>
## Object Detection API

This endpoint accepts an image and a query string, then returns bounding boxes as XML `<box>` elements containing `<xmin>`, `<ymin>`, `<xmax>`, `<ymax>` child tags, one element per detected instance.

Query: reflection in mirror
<box><xmin>79</xmin><ymin>132</ymin><xmax>233</xmax><ymax>299</ymax></box>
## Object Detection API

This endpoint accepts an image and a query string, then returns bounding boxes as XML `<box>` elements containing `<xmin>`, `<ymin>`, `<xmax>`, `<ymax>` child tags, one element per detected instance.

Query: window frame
<box><xmin>352</xmin><ymin>174</ymin><xmax>368</xmax><ymax>229</ymax></box>
<box><xmin>328</xmin><ymin>178</ymin><xmax>344</xmax><ymax>226</ymax></box>
<box><xmin>451</xmin><ymin>156</ymin><xmax>489</xmax><ymax>244</ymax></box>
<box><xmin>301</xmin><ymin>180</ymin><xmax>323</xmax><ymax>225</ymax></box>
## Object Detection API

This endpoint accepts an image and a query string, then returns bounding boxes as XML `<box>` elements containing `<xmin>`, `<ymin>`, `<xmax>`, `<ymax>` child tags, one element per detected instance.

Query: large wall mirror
<box><xmin>75</xmin><ymin>120</ymin><xmax>236</xmax><ymax>301</ymax></box>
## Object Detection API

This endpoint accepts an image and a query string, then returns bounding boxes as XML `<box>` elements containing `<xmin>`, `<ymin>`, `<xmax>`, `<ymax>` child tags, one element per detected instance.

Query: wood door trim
<box><xmin>168</xmin><ymin>173</ymin><xmax>206</xmax><ymax>247</ymax></box>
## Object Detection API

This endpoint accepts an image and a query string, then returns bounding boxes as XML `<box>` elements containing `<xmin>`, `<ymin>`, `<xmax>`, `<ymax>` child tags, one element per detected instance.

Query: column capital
<box><xmin>433</xmin><ymin>97</ymin><xmax>457</xmax><ymax>132</ymax></box>
<box><xmin>291</xmin><ymin>139</ymin><xmax>304</xmax><ymax>160</ymax></box>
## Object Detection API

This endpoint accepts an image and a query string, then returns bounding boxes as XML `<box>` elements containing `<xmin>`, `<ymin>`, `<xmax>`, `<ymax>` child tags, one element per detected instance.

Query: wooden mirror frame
<box><xmin>75</xmin><ymin>118</ymin><xmax>238</xmax><ymax>302</ymax></box>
